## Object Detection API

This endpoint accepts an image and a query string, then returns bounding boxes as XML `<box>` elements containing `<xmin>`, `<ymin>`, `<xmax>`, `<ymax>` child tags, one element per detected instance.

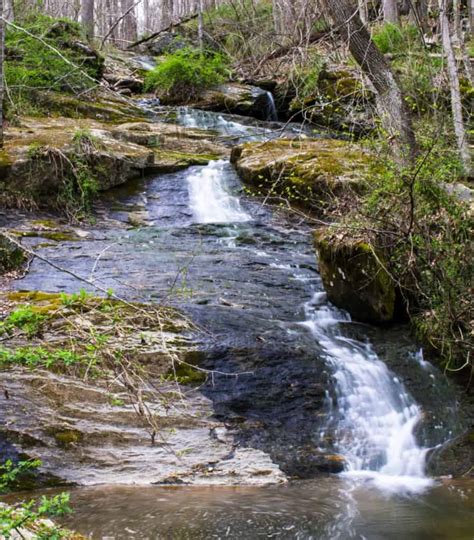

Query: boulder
<box><xmin>102</xmin><ymin>52</ymin><xmax>149</xmax><ymax>94</ymax></box>
<box><xmin>165</xmin><ymin>83</ymin><xmax>276</xmax><ymax>120</ymax></box>
<box><xmin>146</xmin><ymin>31</ymin><xmax>190</xmax><ymax>56</ymax></box>
<box><xmin>426</xmin><ymin>429</ymin><xmax>474</xmax><ymax>478</ymax></box>
<box><xmin>314</xmin><ymin>229</ymin><xmax>397</xmax><ymax>324</ymax></box>
<box><xmin>231</xmin><ymin>138</ymin><xmax>371</xmax><ymax>210</ymax></box>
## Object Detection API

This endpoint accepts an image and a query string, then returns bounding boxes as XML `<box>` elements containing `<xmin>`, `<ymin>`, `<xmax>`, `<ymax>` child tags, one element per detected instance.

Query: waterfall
<box><xmin>265</xmin><ymin>92</ymin><xmax>278</xmax><ymax>121</ymax></box>
<box><xmin>187</xmin><ymin>160</ymin><xmax>251</xmax><ymax>224</ymax></box>
<box><xmin>302</xmin><ymin>292</ymin><xmax>432</xmax><ymax>493</ymax></box>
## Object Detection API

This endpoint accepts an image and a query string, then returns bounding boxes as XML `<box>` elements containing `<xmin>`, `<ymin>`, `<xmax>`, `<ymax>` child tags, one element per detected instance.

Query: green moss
<box><xmin>12</xmin><ymin>230</ymin><xmax>79</xmax><ymax>242</ymax></box>
<box><xmin>52</xmin><ymin>429</ymin><xmax>83</xmax><ymax>446</ymax></box>
<box><xmin>5</xmin><ymin>14</ymin><xmax>104</xmax><ymax>119</ymax></box>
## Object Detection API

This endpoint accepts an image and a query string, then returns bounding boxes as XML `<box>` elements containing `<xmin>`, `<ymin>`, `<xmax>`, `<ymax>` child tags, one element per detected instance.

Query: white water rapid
<box><xmin>187</xmin><ymin>160</ymin><xmax>251</xmax><ymax>224</ymax></box>
<box><xmin>302</xmin><ymin>291</ymin><xmax>432</xmax><ymax>494</ymax></box>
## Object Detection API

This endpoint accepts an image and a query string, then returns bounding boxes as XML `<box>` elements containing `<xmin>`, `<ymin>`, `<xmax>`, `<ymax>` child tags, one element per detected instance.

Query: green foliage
<box><xmin>289</xmin><ymin>52</ymin><xmax>324</xmax><ymax>106</ymax></box>
<box><xmin>145</xmin><ymin>48</ymin><xmax>229</xmax><ymax>101</ymax></box>
<box><xmin>359</xmin><ymin>139</ymin><xmax>472</xmax><ymax>373</ymax></box>
<box><xmin>0</xmin><ymin>460</ymin><xmax>71</xmax><ymax>539</ymax></box>
<box><xmin>60</xmin><ymin>288</ymin><xmax>93</xmax><ymax>307</ymax></box>
<box><xmin>372</xmin><ymin>23</ymin><xmax>420</xmax><ymax>55</ymax></box>
<box><xmin>0</xmin><ymin>306</ymin><xmax>45</xmax><ymax>337</ymax></box>
<box><xmin>5</xmin><ymin>14</ymin><xmax>102</xmax><ymax>117</ymax></box>
<box><xmin>0</xmin><ymin>346</ymin><xmax>81</xmax><ymax>369</ymax></box>
<box><xmin>0</xmin><ymin>460</ymin><xmax>41</xmax><ymax>493</ymax></box>
<box><xmin>373</xmin><ymin>23</ymin><xmax>445</xmax><ymax>114</ymax></box>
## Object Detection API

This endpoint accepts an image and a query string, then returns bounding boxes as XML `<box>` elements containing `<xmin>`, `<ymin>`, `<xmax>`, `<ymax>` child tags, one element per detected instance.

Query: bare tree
<box><xmin>439</xmin><ymin>0</ymin><xmax>471</xmax><ymax>174</ymax></box>
<box><xmin>383</xmin><ymin>0</ymin><xmax>399</xmax><ymax>24</ymax></box>
<box><xmin>81</xmin><ymin>0</ymin><xmax>94</xmax><ymax>39</ymax></box>
<box><xmin>120</xmin><ymin>0</ymin><xmax>138</xmax><ymax>43</ymax></box>
<box><xmin>322</xmin><ymin>0</ymin><xmax>417</xmax><ymax>162</ymax></box>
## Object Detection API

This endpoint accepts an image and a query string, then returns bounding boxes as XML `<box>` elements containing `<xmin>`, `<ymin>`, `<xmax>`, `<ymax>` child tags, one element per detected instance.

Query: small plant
<box><xmin>144</xmin><ymin>48</ymin><xmax>229</xmax><ymax>102</ymax></box>
<box><xmin>60</xmin><ymin>288</ymin><xmax>93</xmax><ymax>307</ymax></box>
<box><xmin>0</xmin><ymin>459</ymin><xmax>72</xmax><ymax>539</ymax></box>
<box><xmin>0</xmin><ymin>306</ymin><xmax>45</xmax><ymax>337</ymax></box>
<box><xmin>27</xmin><ymin>143</ymin><xmax>47</xmax><ymax>159</ymax></box>
<box><xmin>372</xmin><ymin>22</ymin><xmax>419</xmax><ymax>55</ymax></box>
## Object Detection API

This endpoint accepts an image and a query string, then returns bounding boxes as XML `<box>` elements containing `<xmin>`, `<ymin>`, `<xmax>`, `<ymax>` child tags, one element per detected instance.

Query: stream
<box><xmin>2</xmin><ymin>108</ymin><xmax>473</xmax><ymax>538</ymax></box>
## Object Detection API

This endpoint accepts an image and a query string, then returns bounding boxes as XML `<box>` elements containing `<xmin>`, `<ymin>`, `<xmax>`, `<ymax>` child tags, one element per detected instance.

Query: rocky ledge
<box><xmin>0</xmin><ymin>291</ymin><xmax>286</xmax><ymax>487</ymax></box>
<box><xmin>0</xmin><ymin>117</ymin><xmax>228</xmax><ymax>207</ymax></box>
<box><xmin>231</xmin><ymin>138</ymin><xmax>372</xmax><ymax>211</ymax></box>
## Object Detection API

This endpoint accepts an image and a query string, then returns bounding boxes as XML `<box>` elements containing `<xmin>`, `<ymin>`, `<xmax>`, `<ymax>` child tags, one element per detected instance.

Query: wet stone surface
<box><xmin>0</xmin><ymin>110</ymin><xmax>467</xmax><ymax>485</ymax></box>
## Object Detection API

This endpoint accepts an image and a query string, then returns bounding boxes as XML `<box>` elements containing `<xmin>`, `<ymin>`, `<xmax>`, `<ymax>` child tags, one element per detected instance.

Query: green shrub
<box><xmin>1</xmin><ymin>459</ymin><xmax>72</xmax><ymax>539</ymax></box>
<box><xmin>357</xmin><ymin>138</ymin><xmax>472</xmax><ymax>373</ymax></box>
<box><xmin>144</xmin><ymin>48</ymin><xmax>229</xmax><ymax>102</ymax></box>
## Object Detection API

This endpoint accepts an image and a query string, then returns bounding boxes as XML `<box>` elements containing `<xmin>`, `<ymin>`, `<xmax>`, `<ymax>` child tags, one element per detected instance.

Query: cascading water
<box><xmin>265</xmin><ymin>91</ymin><xmax>278</xmax><ymax>121</ymax></box>
<box><xmin>178</xmin><ymin>108</ymin><xmax>434</xmax><ymax>493</ymax></box>
<box><xmin>187</xmin><ymin>159</ymin><xmax>251</xmax><ymax>224</ymax></box>
<box><xmin>302</xmin><ymin>291</ymin><xmax>432</xmax><ymax>493</ymax></box>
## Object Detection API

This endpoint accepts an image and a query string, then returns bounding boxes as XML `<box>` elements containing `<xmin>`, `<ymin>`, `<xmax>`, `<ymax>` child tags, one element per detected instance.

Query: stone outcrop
<box><xmin>0</xmin><ymin>291</ymin><xmax>287</xmax><ymax>487</ymax></box>
<box><xmin>289</xmin><ymin>68</ymin><xmax>376</xmax><ymax>135</ymax></box>
<box><xmin>231</xmin><ymin>138</ymin><xmax>371</xmax><ymax>209</ymax></box>
<box><xmin>314</xmin><ymin>229</ymin><xmax>397</xmax><ymax>324</ymax></box>
<box><xmin>0</xmin><ymin>117</ymin><xmax>228</xmax><ymax>205</ymax></box>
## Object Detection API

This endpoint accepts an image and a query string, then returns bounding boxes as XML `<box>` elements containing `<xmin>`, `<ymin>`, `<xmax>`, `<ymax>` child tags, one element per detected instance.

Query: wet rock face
<box><xmin>0</xmin><ymin>369</ymin><xmax>286</xmax><ymax>487</ymax></box>
<box><xmin>426</xmin><ymin>430</ymin><xmax>474</xmax><ymax>478</ymax></box>
<box><xmin>314</xmin><ymin>231</ymin><xmax>397</xmax><ymax>324</ymax></box>
<box><xmin>200</xmin><ymin>342</ymin><xmax>342</xmax><ymax>478</ymax></box>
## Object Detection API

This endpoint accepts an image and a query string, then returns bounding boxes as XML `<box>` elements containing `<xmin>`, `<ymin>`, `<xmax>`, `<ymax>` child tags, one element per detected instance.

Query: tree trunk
<box><xmin>383</xmin><ymin>0</ymin><xmax>399</xmax><ymax>24</ymax></box>
<box><xmin>81</xmin><ymin>0</ymin><xmax>94</xmax><ymax>40</ymax></box>
<box><xmin>322</xmin><ymin>0</ymin><xmax>417</xmax><ymax>163</ymax></box>
<box><xmin>197</xmin><ymin>0</ymin><xmax>204</xmax><ymax>48</ymax></box>
<box><xmin>120</xmin><ymin>0</ymin><xmax>138</xmax><ymax>43</ymax></box>
<box><xmin>439</xmin><ymin>0</ymin><xmax>471</xmax><ymax>174</ymax></box>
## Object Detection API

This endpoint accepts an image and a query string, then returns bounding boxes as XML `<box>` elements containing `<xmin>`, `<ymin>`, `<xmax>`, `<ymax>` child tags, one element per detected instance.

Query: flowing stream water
<box><xmin>2</xmin><ymin>108</ymin><xmax>472</xmax><ymax>538</ymax></box>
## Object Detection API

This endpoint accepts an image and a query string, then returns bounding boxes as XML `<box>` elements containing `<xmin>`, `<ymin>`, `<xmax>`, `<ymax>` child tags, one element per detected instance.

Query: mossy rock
<box><xmin>0</xmin><ymin>117</ymin><xmax>227</xmax><ymax>210</ymax></box>
<box><xmin>0</xmin><ymin>236</ymin><xmax>26</xmax><ymax>274</ymax></box>
<box><xmin>31</xmin><ymin>91</ymin><xmax>147</xmax><ymax>123</ymax></box>
<box><xmin>231</xmin><ymin>138</ymin><xmax>372</xmax><ymax>211</ymax></box>
<box><xmin>314</xmin><ymin>229</ymin><xmax>397</xmax><ymax>324</ymax></box>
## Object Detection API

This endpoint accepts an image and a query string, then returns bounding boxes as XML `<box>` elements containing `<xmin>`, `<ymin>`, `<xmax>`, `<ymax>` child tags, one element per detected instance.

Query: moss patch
<box><xmin>231</xmin><ymin>138</ymin><xmax>373</xmax><ymax>212</ymax></box>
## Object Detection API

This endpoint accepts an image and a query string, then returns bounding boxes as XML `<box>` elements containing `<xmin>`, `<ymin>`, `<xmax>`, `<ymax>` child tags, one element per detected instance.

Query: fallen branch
<box><xmin>128</xmin><ymin>13</ymin><xmax>199</xmax><ymax>49</ymax></box>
